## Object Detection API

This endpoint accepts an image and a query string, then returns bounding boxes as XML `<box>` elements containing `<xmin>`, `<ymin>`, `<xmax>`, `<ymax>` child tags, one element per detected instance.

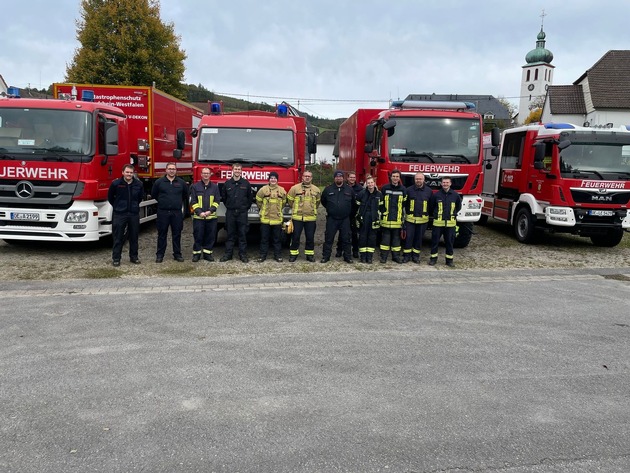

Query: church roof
<box><xmin>546</xmin><ymin>85</ymin><xmax>586</xmax><ymax>114</ymax></box>
<box><xmin>574</xmin><ymin>50</ymin><xmax>630</xmax><ymax>109</ymax></box>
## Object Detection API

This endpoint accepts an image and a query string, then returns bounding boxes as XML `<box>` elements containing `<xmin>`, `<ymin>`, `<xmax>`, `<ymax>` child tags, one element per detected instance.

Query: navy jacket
<box><xmin>108</xmin><ymin>177</ymin><xmax>144</xmax><ymax>215</ymax></box>
<box><xmin>151</xmin><ymin>176</ymin><xmax>189</xmax><ymax>211</ymax></box>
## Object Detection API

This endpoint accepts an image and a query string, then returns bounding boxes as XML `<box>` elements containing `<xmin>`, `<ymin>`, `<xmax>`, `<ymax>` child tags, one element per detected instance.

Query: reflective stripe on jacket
<box><xmin>256</xmin><ymin>184</ymin><xmax>287</xmax><ymax>225</ymax></box>
<box><xmin>190</xmin><ymin>180</ymin><xmax>221</xmax><ymax>220</ymax></box>
<box><xmin>287</xmin><ymin>183</ymin><xmax>321</xmax><ymax>222</ymax></box>
<box><xmin>430</xmin><ymin>188</ymin><xmax>462</xmax><ymax>227</ymax></box>
<box><xmin>379</xmin><ymin>183</ymin><xmax>407</xmax><ymax>229</ymax></box>
<box><xmin>405</xmin><ymin>184</ymin><xmax>433</xmax><ymax>224</ymax></box>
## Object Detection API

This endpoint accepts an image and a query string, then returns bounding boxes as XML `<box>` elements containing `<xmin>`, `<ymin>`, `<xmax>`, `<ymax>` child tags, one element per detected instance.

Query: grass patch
<box><xmin>157</xmin><ymin>265</ymin><xmax>196</xmax><ymax>275</ymax></box>
<box><xmin>84</xmin><ymin>268</ymin><xmax>123</xmax><ymax>279</ymax></box>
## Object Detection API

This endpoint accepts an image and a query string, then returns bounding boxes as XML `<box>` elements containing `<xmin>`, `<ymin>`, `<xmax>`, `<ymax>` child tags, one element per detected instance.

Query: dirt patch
<box><xmin>1</xmin><ymin>215</ymin><xmax>629</xmax><ymax>281</ymax></box>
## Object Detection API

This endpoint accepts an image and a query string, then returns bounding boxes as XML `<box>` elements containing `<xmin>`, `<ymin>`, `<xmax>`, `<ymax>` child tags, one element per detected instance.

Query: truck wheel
<box><xmin>453</xmin><ymin>222</ymin><xmax>473</xmax><ymax>248</ymax></box>
<box><xmin>590</xmin><ymin>229</ymin><xmax>624</xmax><ymax>247</ymax></box>
<box><xmin>477</xmin><ymin>215</ymin><xmax>489</xmax><ymax>226</ymax></box>
<box><xmin>514</xmin><ymin>207</ymin><xmax>537</xmax><ymax>243</ymax></box>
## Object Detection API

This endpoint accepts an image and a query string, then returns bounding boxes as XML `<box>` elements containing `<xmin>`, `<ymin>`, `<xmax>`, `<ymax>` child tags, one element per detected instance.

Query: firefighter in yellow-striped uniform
<box><xmin>190</xmin><ymin>167</ymin><xmax>221</xmax><ymax>262</ymax></box>
<box><xmin>287</xmin><ymin>170</ymin><xmax>321</xmax><ymax>262</ymax></box>
<box><xmin>429</xmin><ymin>176</ymin><xmax>461</xmax><ymax>267</ymax></box>
<box><xmin>256</xmin><ymin>171</ymin><xmax>287</xmax><ymax>262</ymax></box>
<box><xmin>403</xmin><ymin>172</ymin><xmax>433</xmax><ymax>264</ymax></box>
<box><xmin>379</xmin><ymin>169</ymin><xmax>407</xmax><ymax>264</ymax></box>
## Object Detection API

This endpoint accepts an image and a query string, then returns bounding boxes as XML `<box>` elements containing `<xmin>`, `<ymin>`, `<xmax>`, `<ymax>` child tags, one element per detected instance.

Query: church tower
<box><xmin>519</xmin><ymin>14</ymin><xmax>554</xmax><ymax>123</ymax></box>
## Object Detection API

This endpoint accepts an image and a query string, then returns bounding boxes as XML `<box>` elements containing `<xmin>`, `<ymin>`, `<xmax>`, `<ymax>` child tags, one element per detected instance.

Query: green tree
<box><xmin>66</xmin><ymin>0</ymin><xmax>186</xmax><ymax>99</ymax></box>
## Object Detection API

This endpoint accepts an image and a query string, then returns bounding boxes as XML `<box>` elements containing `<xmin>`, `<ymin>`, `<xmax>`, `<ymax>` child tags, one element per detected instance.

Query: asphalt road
<box><xmin>2</xmin><ymin>268</ymin><xmax>630</xmax><ymax>472</ymax></box>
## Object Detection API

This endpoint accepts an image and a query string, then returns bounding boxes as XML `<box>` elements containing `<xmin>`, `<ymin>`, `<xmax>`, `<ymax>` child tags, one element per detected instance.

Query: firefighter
<box><xmin>220</xmin><ymin>163</ymin><xmax>254</xmax><ymax>263</ymax></box>
<box><xmin>190</xmin><ymin>167</ymin><xmax>221</xmax><ymax>262</ymax></box>
<box><xmin>336</xmin><ymin>171</ymin><xmax>363</xmax><ymax>258</ymax></box>
<box><xmin>321</xmin><ymin>170</ymin><xmax>356</xmax><ymax>263</ymax></box>
<box><xmin>256</xmin><ymin>171</ymin><xmax>287</xmax><ymax>262</ymax></box>
<box><xmin>403</xmin><ymin>172</ymin><xmax>433</xmax><ymax>263</ymax></box>
<box><xmin>108</xmin><ymin>164</ymin><xmax>144</xmax><ymax>266</ymax></box>
<box><xmin>356</xmin><ymin>175</ymin><xmax>382</xmax><ymax>264</ymax></box>
<box><xmin>287</xmin><ymin>170</ymin><xmax>321</xmax><ymax>262</ymax></box>
<box><xmin>429</xmin><ymin>176</ymin><xmax>462</xmax><ymax>267</ymax></box>
<box><xmin>151</xmin><ymin>162</ymin><xmax>189</xmax><ymax>263</ymax></box>
<box><xmin>379</xmin><ymin>169</ymin><xmax>407</xmax><ymax>264</ymax></box>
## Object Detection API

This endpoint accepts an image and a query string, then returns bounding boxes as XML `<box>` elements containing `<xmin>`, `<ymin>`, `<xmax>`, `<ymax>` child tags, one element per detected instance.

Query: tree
<box><xmin>66</xmin><ymin>0</ymin><xmax>186</xmax><ymax>99</ymax></box>
<box><xmin>524</xmin><ymin>108</ymin><xmax>542</xmax><ymax>124</ymax></box>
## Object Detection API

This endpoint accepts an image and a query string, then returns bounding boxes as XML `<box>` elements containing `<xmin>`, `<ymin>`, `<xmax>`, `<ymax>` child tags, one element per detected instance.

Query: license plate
<box><xmin>249</xmin><ymin>204</ymin><xmax>259</xmax><ymax>214</ymax></box>
<box><xmin>11</xmin><ymin>212</ymin><xmax>40</xmax><ymax>221</ymax></box>
<box><xmin>588</xmin><ymin>210</ymin><xmax>614</xmax><ymax>217</ymax></box>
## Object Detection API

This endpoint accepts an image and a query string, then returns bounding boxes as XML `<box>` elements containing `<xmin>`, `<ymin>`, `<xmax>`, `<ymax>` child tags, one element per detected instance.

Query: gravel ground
<box><xmin>1</xmin><ymin>214</ymin><xmax>629</xmax><ymax>281</ymax></box>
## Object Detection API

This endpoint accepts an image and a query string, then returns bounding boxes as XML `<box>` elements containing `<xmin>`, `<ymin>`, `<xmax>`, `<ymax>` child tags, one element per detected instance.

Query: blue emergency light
<box><xmin>544</xmin><ymin>123</ymin><xmax>575</xmax><ymax>129</ymax></box>
<box><xmin>82</xmin><ymin>90</ymin><xmax>95</xmax><ymax>102</ymax></box>
<box><xmin>7</xmin><ymin>87</ymin><xmax>20</xmax><ymax>98</ymax></box>
<box><xmin>210</xmin><ymin>102</ymin><xmax>221</xmax><ymax>114</ymax></box>
<box><xmin>277</xmin><ymin>104</ymin><xmax>288</xmax><ymax>117</ymax></box>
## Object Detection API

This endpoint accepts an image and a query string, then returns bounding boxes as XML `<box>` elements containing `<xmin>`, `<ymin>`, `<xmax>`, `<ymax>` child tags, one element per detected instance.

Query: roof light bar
<box><xmin>391</xmin><ymin>100</ymin><xmax>476</xmax><ymax>111</ymax></box>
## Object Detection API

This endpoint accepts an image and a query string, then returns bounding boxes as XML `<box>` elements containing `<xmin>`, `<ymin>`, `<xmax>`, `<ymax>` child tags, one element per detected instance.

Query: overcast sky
<box><xmin>3</xmin><ymin>1</ymin><xmax>628</xmax><ymax>119</ymax></box>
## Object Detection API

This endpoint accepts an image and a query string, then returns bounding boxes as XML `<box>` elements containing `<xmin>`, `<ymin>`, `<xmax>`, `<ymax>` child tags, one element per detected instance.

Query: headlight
<box><xmin>65</xmin><ymin>211</ymin><xmax>88</xmax><ymax>223</ymax></box>
<box><xmin>548</xmin><ymin>208</ymin><xmax>568</xmax><ymax>215</ymax></box>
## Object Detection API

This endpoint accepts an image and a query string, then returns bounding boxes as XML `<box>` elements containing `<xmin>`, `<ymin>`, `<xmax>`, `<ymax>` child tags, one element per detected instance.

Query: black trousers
<box><xmin>224</xmin><ymin>209</ymin><xmax>248</xmax><ymax>258</ymax></box>
<box><xmin>337</xmin><ymin>218</ymin><xmax>358</xmax><ymax>255</ymax></box>
<box><xmin>404</xmin><ymin>222</ymin><xmax>428</xmax><ymax>254</ymax></box>
<box><xmin>192</xmin><ymin>218</ymin><xmax>217</xmax><ymax>255</ymax></box>
<box><xmin>358</xmin><ymin>220</ymin><xmax>378</xmax><ymax>254</ymax></box>
<box><xmin>156</xmin><ymin>209</ymin><xmax>183</xmax><ymax>258</ymax></box>
<box><xmin>112</xmin><ymin>213</ymin><xmax>140</xmax><ymax>261</ymax></box>
<box><xmin>323</xmin><ymin>217</ymin><xmax>351</xmax><ymax>259</ymax></box>
<box><xmin>431</xmin><ymin>226</ymin><xmax>455</xmax><ymax>258</ymax></box>
<box><xmin>380</xmin><ymin>227</ymin><xmax>401</xmax><ymax>254</ymax></box>
<box><xmin>290</xmin><ymin>220</ymin><xmax>316</xmax><ymax>257</ymax></box>
<box><xmin>260</xmin><ymin>224</ymin><xmax>282</xmax><ymax>258</ymax></box>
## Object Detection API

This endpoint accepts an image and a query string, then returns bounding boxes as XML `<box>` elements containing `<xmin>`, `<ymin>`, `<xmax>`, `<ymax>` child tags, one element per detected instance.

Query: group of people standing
<box><xmin>107</xmin><ymin>163</ymin><xmax>462</xmax><ymax>267</ymax></box>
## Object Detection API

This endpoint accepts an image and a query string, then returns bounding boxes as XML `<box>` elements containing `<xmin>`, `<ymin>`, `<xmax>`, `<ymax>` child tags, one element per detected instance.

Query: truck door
<box><xmin>527</xmin><ymin>140</ymin><xmax>555</xmax><ymax>202</ymax></box>
<box><xmin>497</xmin><ymin>131</ymin><xmax>526</xmax><ymax>199</ymax></box>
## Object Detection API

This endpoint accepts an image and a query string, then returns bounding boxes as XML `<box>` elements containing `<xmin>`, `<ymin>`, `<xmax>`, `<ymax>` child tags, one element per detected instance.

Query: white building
<box><xmin>518</xmin><ymin>27</ymin><xmax>554</xmax><ymax>124</ymax></box>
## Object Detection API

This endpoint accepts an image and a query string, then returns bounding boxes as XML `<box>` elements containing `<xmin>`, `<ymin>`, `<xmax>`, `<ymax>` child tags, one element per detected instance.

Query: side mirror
<box><xmin>364</xmin><ymin>124</ymin><xmax>375</xmax><ymax>144</ymax></box>
<box><xmin>176</xmin><ymin>129</ymin><xmax>186</xmax><ymax>150</ymax></box>
<box><xmin>533</xmin><ymin>142</ymin><xmax>546</xmax><ymax>163</ymax></box>
<box><xmin>485</xmin><ymin>162</ymin><xmax>493</xmax><ymax>170</ymax></box>
<box><xmin>491</xmin><ymin>127</ymin><xmax>501</xmax><ymax>146</ymax></box>
<box><xmin>307</xmin><ymin>133</ymin><xmax>317</xmax><ymax>155</ymax></box>
<box><xmin>491</xmin><ymin>147</ymin><xmax>500</xmax><ymax>157</ymax></box>
<box><xmin>383</xmin><ymin>119</ymin><xmax>396</xmax><ymax>138</ymax></box>
<box><xmin>558</xmin><ymin>139</ymin><xmax>571</xmax><ymax>150</ymax></box>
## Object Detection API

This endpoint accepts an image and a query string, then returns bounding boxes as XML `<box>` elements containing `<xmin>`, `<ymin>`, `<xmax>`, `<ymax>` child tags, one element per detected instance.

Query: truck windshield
<box><xmin>0</xmin><ymin>108</ymin><xmax>91</xmax><ymax>161</ymax></box>
<box><xmin>387</xmin><ymin>117</ymin><xmax>481</xmax><ymax>164</ymax></box>
<box><xmin>198</xmin><ymin>127</ymin><xmax>295</xmax><ymax>165</ymax></box>
<box><xmin>559</xmin><ymin>141</ymin><xmax>630</xmax><ymax>179</ymax></box>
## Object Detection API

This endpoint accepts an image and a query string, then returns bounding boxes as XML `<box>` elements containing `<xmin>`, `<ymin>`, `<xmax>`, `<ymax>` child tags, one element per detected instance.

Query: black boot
<box><xmin>402</xmin><ymin>254</ymin><xmax>411</xmax><ymax>264</ymax></box>
<box><xmin>366</xmin><ymin>254</ymin><xmax>373</xmax><ymax>264</ymax></box>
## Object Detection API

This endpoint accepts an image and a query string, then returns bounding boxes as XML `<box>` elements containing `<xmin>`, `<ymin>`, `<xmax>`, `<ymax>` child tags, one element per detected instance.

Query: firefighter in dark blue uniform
<box><xmin>320</xmin><ymin>170</ymin><xmax>356</xmax><ymax>263</ymax></box>
<box><xmin>336</xmin><ymin>171</ymin><xmax>363</xmax><ymax>258</ymax></box>
<box><xmin>108</xmin><ymin>164</ymin><xmax>144</xmax><ymax>266</ymax></box>
<box><xmin>403</xmin><ymin>172</ymin><xmax>433</xmax><ymax>263</ymax></box>
<box><xmin>151</xmin><ymin>162</ymin><xmax>189</xmax><ymax>263</ymax></box>
<box><xmin>356</xmin><ymin>175</ymin><xmax>382</xmax><ymax>264</ymax></box>
<box><xmin>429</xmin><ymin>176</ymin><xmax>462</xmax><ymax>267</ymax></box>
<box><xmin>220</xmin><ymin>163</ymin><xmax>254</xmax><ymax>263</ymax></box>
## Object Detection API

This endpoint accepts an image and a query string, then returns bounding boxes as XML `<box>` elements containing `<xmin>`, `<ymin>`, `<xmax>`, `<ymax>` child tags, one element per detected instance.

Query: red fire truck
<box><xmin>336</xmin><ymin>100</ymin><xmax>488</xmax><ymax>247</ymax></box>
<box><xmin>174</xmin><ymin>102</ymin><xmax>316</xmax><ymax>227</ymax></box>
<box><xmin>0</xmin><ymin>84</ymin><xmax>202</xmax><ymax>242</ymax></box>
<box><xmin>481</xmin><ymin>123</ymin><xmax>630</xmax><ymax>246</ymax></box>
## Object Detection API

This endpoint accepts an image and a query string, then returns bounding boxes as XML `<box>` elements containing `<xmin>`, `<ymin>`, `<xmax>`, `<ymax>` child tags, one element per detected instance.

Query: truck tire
<box><xmin>514</xmin><ymin>207</ymin><xmax>537</xmax><ymax>243</ymax></box>
<box><xmin>590</xmin><ymin>229</ymin><xmax>624</xmax><ymax>247</ymax></box>
<box><xmin>477</xmin><ymin>214</ymin><xmax>489</xmax><ymax>226</ymax></box>
<box><xmin>453</xmin><ymin>222</ymin><xmax>474</xmax><ymax>248</ymax></box>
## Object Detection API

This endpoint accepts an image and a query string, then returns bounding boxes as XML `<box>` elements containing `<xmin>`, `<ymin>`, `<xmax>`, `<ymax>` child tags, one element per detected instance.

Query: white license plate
<box><xmin>588</xmin><ymin>210</ymin><xmax>614</xmax><ymax>217</ymax></box>
<box><xmin>11</xmin><ymin>212</ymin><xmax>40</xmax><ymax>221</ymax></box>
<box><xmin>249</xmin><ymin>204</ymin><xmax>259</xmax><ymax>214</ymax></box>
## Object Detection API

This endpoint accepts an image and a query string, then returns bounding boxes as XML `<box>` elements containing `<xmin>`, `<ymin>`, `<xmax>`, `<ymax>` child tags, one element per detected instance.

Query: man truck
<box><xmin>336</xmin><ymin>99</ymin><xmax>489</xmax><ymax>247</ymax></box>
<box><xmin>481</xmin><ymin>123</ymin><xmax>630</xmax><ymax>246</ymax></box>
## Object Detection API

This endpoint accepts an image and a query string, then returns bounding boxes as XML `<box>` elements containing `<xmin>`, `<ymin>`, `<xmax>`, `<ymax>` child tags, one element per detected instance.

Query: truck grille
<box><xmin>0</xmin><ymin>180</ymin><xmax>78</xmax><ymax>209</ymax></box>
<box><xmin>570</xmin><ymin>189</ymin><xmax>630</xmax><ymax>205</ymax></box>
